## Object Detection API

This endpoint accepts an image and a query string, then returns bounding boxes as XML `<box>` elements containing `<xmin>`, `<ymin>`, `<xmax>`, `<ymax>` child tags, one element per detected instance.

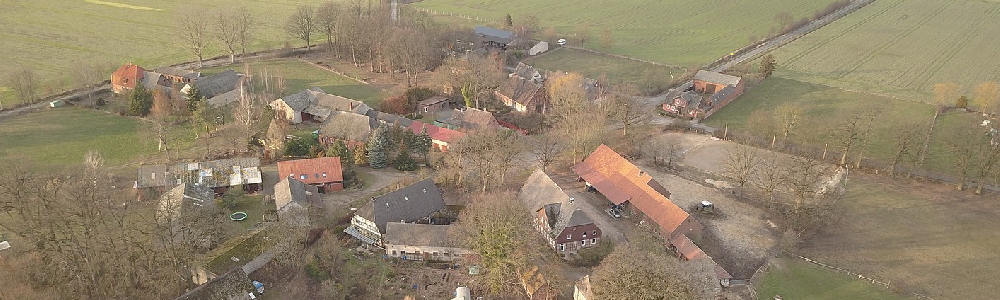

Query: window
<box><xmin>392</xmin><ymin>250</ymin><xmax>397</xmax><ymax>256</ymax></box>
<box><xmin>433</xmin><ymin>252</ymin><xmax>439</xmax><ymax>257</ymax></box>
<box><xmin>558</xmin><ymin>244</ymin><xmax>565</xmax><ymax>252</ymax></box>
<box><xmin>591</xmin><ymin>238</ymin><xmax>597</xmax><ymax>244</ymax></box>
<box><xmin>581</xmin><ymin>240</ymin><xmax>586</xmax><ymax>246</ymax></box>
<box><xmin>593</xmin><ymin>230</ymin><xmax>597</xmax><ymax>236</ymax></box>
<box><xmin>566</xmin><ymin>234</ymin><xmax>572</xmax><ymax>240</ymax></box>
<box><xmin>315</xmin><ymin>173</ymin><xmax>319</xmax><ymax>179</ymax></box>
<box><xmin>583</xmin><ymin>232</ymin><xmax>587</xmax><ymax>238</ymax></box>
<box><xmin>322</xmin><ymin>172</ymin><xmax>327</xmax><ymax>178</ymax></box>
<box><xmin>300</xmin><ymin>174</ymin><xmax>307</xmax><ymax>180</ymax></box>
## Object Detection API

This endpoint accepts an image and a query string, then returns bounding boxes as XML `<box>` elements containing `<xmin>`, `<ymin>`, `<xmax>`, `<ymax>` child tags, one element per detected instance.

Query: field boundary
<box><xmin>559</xmin><ymin>45</ymin><xmax>685</xmax><ymax>69</ymax></box>
<box><xmin>782</xmin><ymin>251</ymin><xmax>935</xmax><ymax>300</ymax></box>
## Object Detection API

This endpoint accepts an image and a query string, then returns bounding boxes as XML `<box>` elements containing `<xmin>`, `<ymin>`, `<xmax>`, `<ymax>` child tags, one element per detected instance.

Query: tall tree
<box><xmin>316</xmin><ymin>2</ymin><xmax>342</xmax><ymax>51</ymax></box>
<box><xmin>367</xmin><ymin>125</ymin><xmax>391</xmax><ymax>169</ymax></box>
<box><xmin>446</xmin><ymin>128</ymin><xmax>524</xmax><ymax>192</ymax></box>
<box><xmin>852</xmin><ymin>104</ymin><xmax>884</xmax><ymax>169</ymax></box>
<box><xmin>933</xmin><ymin>82</ymin><xmax>960</xmax><ymax>111</ymax></box>
<box><xmin>547</xmin><ymin>72</ymin><xmax>589</xmax><ymax>120</ymax></box>
<box><xmin>590</xmin><ymin>243</ymin><xmax>705</xmax><ymax>300</ymax></box>
<box><xmin>6</xmin><ymin>67</ymin><xmax>39</xmax><ymax>105</ymax></box>
<box><xmin>178</xmin><ymin>10</ymin><xmax>211</xmax><ymax>68</ymax></box>
<box><xmin>129</xmin><ymin>84</ymin><xmax>153</xmax><ymax>116</ymax></box>
<box><xmin>760</xmin><ymin>54</ymin><xmax>777</xmax><ymax>78</ymax></box>
<box><xmin>214</xmin><ymin>10</ymin><xmax>240</xmax><ymax>63</ymax></box>
<box><xmin>234</xmin><ymin>7</ymin><xmax>255</xmax><ymax>56</ymax></box>
<box><xmin>529</xmin><ymin>131</ymin><xmax>565</xmax><ymax>171</ymax></box>
<box><xmin>724</xmin><ymin>144</ymin><xmax>758</xmax><ymax>187</ymax></box>
<box><xmin>830</xmin><ymin>114</ymin><xmax>863</xmax><ymax>167</ymax></box>
<box><xmin>504</xmin><ymin>14</ymin><xmax>513</xmax><ymax>28</ymax></box>
<box><xmin>286</xmin><ymin>5</ymin><xmax>317</xmax><ymax>50</ymax></box>
<box><xmin>453</xmin><ymin>192</ymin><xmax>532</xmax><ymax>296</ymax></box>
<box><xmin>773</xmin><ymin>103</ymin><xmax>803</xmax><ymax>143</ymax></box>
<box><xmin>973</xmin><ymin>81</ymin><xmax>1000</xmax><ymax>114</ymax></box>
<box><xmin>888</xmin><ymin>122</ymin><xmax>924</xmax><ymax>177</ymax></box>
<box><xmin>602</xmin><ymin>83</ymin><xmax>648</xmax><ymax>136</ymax></box>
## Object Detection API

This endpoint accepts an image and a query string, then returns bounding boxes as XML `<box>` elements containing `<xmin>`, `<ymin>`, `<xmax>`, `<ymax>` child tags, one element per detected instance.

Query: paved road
<box><xmin>711</xmin><ymin>0</ymin><xmax>876</xmax><ymax>72</ymax></box>
<box><xmin>0</xmin><ymin>84</ymin><xmax>110</xmax><ymax>121</ymax></box>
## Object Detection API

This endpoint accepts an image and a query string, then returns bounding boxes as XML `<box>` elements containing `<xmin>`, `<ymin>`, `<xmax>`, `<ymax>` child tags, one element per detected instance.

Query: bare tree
<box><xmin>316</xmin><ymin>1</ymin><xmax>342</xmax><ymax>51</ymax></box>
<box><xmin>947</xmin><ymin>120</ymin><xmax>984</xmax><ymax>191</ymax></box>
<box><xmin>453</xmin><ymin>191</ymin><xmax>533</xmax><ymax>296</ymax></box>
<box><xmin>178</xmin><ymin>10</ymin><xmax>211</xmax><ymax>68</ymax></box>
<box><xmin>852</xmin><ymin>104</ymin><xmax>884</xmax><ymax>169</ymax></box>
<box><xmin>644</xmin><ymin>137</ymin><xmax>680</xmax><ymax>170</ymax></box>
<box><xmin>214</xmin><ymin>10</ymin><xmax>240</xmax><ymax>63</ymax></box>
<box><xmin>602</xmin><ymin>83</ymin><xmax>649</xmax><ymax>136</ymax></box>
<box><xmin>724</xmin><ymin>144</ymin><xmax>758</xmax><ymax>187</ymax></box>
<box><xmin>974</xmin><ymin>81</ymin><xmax>1000</xmax><ymax>114</ymax></box>
<box><xmin>888</xmin><ymin>123</ymin><xmax>924</xmax><ymax>178</ymax></box>
<box><xmin>286</xmin><ymin>5</ymin><xmax>317</xmax><ymax>50</ymax></box>
<box><xmin>448</xmin><ymin>128</ymin><xmax>525</xmax><ymax>192</ymax></box>
<box><xmin>933</xmin><ymin>82</ymin><xmax>960</xmax><ymax>111</ymax></box>
<box><xmin>233</xmin><ymin>77</ymin><xmax>263</xmax><ymax>152</ymax></box>
<box><xmin>753</xmin><ymin>151</ymin><xmax>784</xmax><ymax>199</ymax></box>
<box><xmin>591</xmin><ymin>242</ymin><xmax>705</xmax><ymax>299</ymax></box>
<box><xmin>830</xmin><ymin>114</ymin><xmax>863</xmax><ymax>167</ymax></box>
<box><xmin>6</xmin><ymin>67</ymin><xmax>39</xmax><ymax>105</ymax></box>
<box><xmin>773</xmin><ymin>103</ymin><xmax>803</xmax><ymax>144</ymax></box>
<box><xmin>529</xmin><ymin>131</ymin><xmax>565</xmax><ymax>171</ymax></box>
<box><xmin>234</xmin><ymin>7</ymin><xmax>255</xmax><ymax>56</ymax></box>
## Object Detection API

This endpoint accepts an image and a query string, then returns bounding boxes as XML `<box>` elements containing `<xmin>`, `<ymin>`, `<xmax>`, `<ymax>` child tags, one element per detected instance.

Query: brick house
<box><xmin>519</xmin><ymin>170</ymin><xmax>602</xmax><ymax>255</ymax></box>
<box><xmin>277</xmin><ymin>157</ymin><xmax>344</xmax><ymax>193</ymax></box>
<box><xmin>383</xmin><ymin>223</ymin><xmax>473</xmax><ymax>261</ymax></box>
<box><xmin>318</xmin><ymin>111</ymin><xmax>373</xmax><ymax>149</ymax></box>
<box><xmin>691</xmin><ymin>70</ymin><xmax>745</xmax><ymax>118</ymax></box>
<box><xmin>496</xmin><ymin>64</ymin><xmax>547</xmax><ymax>113</ymax></box>
<box><xmin>573</xmin><ymin>145</ymin><xmax>703</xmax><ymax>257</ymax></box>
<box><xmin>408</xmin><ymin>121</ymin><xmax>466</xmax><ymax>152</ymax></box>
<box><xmin>269</xmin><ymin>88</ymin><xmax>371</xmax><ymax>124</ymax></box>
<box><xmin>111</xmin><ymin>63</ymin><xmax>145</xmax><ymax>94</ymax></box>
<box><xmin>345</xmin><ymin>179</ymin><xmax>447</xmax><ymax>247</ymax></box>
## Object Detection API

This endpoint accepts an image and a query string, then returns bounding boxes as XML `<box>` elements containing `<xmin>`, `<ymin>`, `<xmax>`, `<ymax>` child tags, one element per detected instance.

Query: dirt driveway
<box><xmin>320</xmin><ymin>167</ymin><xmax>411</xmax><ymax>211</ymax></box>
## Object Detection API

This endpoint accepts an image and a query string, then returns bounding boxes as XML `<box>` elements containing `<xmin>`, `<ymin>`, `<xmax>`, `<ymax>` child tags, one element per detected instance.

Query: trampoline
<box><xmin>230</xmin><ymin>212</ymin><xmax>248</xmax><ymax>221</ymax></box>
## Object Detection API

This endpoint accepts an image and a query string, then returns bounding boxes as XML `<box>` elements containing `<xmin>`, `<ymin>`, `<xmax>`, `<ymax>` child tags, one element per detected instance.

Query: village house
<box><xmin>111</xmin><ymin>63</ymin><xmax>145</xmax><ymax>94</ymax></box>
<box><xmin>345</xmin><ymin>179</ymin><xmax>447</xmax><ymax>247</ymax></box>
<box><xmin>277</xmin><ymin>157</ymin><xmax>344</xmax><ymax>193</ymax></box>
<box><xmin>273</xmin><ymin>178</ymin><xmax>319</xmax><ymax>227</ymax></box>
<box><xmin>155</xmin><ymin>66</ymin><xmax>200</xmax><ymax>84</ymax></box>
<box><xmin>436</xmin><ymin>107</ymin><xmax>500</xmax><ymax>131</ymax></box>
<box><xmin>383</xmin><ymin>222</ymin><xmax>474</xmax><ymax>261</ymax></box>
<box><xmin>180</xmin><ymin>70</ymin><xmax>243</xmax><ymax>107</ymax></box>
<box><xmin>367</xmin><ymin>111</ymin><xmax>413</xmax><ymax>129</ymax></box>
<box><xmin>473</xmin><ymin>25</ymin><xmax>514</xmax><ymax>50</ymax></box>
<box><xmin>689</xmin><ymin>70</ymin><xmax>745</xmax><ymax>118</ymax></box>
<box><xmin>136</xmin><ymin>157</ymin><xmax>263</xmax><ymax>197</ymax></box>
<box><xmin>318</xmin><ymin>111</ymin><xmax>373</xmax><ymax>148</ymax></box>
<box><xmin>417</xmin><ymin>95</ymin><xmax>451</xmax><ymax>114</ymax></box>
<box><xmin>408</xmin><ymin>121</ymin><xmax>465</xmax><ymax>152</ymax></box>
<box><xmin>269</xmin><ymin>88</ymin><xmax>371</xmax><ymax>124</ymax></box>
<box><xmin>173</xmin><ymin>267</ymin><xmax>258</xmax><ymax>300</ymax></box>
<box><xmin>519</xmin><ymin>170</ymin><xmax>602</xmax><ymax>254</ymax></box>
<box><xmin>496</xmin><ymin>64</ymin><xmax>548</xmax><ymax>113</ymax></box>
<box><xmin>660</xmin><ymin>88</ymin><xmax>702</xmax><ymax>117</ymax></box>
<box><xmin>572</xmin><ymin>145</ymin><xmax>703</xmax><ymax>258</ymax></box>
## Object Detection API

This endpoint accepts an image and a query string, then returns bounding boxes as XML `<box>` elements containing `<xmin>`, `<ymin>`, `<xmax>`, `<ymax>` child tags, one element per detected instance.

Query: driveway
<box><xmin>548</xmin><ymin>171</ymin><xmax>628</xmax><ymax>244</ymax></box>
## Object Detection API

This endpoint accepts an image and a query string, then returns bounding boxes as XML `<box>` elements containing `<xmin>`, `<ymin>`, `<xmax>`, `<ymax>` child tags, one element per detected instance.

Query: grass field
<box><xmin>773</xmin><ymin>0</ymin><xmax>1000</xmax><ymax>102</ymax></box>
<box><xmin>200</xmin><ymin>59</ymin><xmax>387</xmax><ymax>106</ymax></box>
<box><xmin>0</xmin><ymin>107</ymin><xmax>156</xmax><ymax>166</ymax></box>
<box><xmin>703</xmin><ymin>77</ymin><xmax>937</xmax><ymax>164</ymax></box>
<box><xmin>756</xmin><ymin>257</ymin><xmax>906</xmax><ymax>300</ymax></box>
<box><xmin>524</xmin><ymin>48</ymin><xmax>685</xmax><ymax>87</ymax></box>
<box><xmin>796</xmin><ymin>173</ymin><xmax>1000</xmax><ymax>299</ymax></box>
<box><xmin>0</xmin><ymin>0</ymin><xmax>321</xmax><ymax>109</ymax></box>
<box><xmin>412</xmin><ymin>0</ymin><xmax>840</xmax><ymax>67</ymax></box>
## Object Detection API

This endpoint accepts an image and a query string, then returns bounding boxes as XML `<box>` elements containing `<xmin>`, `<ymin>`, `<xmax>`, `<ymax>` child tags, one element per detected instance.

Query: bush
<box><xmin>571</xmin><ymin>240</ymin><xmax>614</xmax><ymax>267</ymax></box>
<box><xmin>305</xmin><ymin>261</ymin><xmax>330</xmax><ymax>280</ymax></box>
<box><xmin>284</xmin><ymin>135</ymin><xmax>318</xmax><ymax>157</ymax></box>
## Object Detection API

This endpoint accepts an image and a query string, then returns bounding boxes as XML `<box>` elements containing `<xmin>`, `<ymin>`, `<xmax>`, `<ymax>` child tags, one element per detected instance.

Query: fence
<box><xmin>782</xmin><ymin>251</ymin><xmax>935</xmax><ymax>300</ymax></box>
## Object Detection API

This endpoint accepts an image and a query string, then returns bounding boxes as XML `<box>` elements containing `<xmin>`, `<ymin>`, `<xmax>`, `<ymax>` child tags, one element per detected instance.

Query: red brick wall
<box><xmin>554</xmin><ymin>224</ymin><xmax>602</xmax><ymax>253</ymax></box>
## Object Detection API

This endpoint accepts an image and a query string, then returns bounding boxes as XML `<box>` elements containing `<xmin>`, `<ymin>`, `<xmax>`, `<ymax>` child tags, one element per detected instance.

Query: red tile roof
<box><xmin>572</xmin><ymin>144</ymin><xmax>692</xmax><ymax>236</ymax></box>
<box><xmin>408</xmin><ymin>121</ymin><xmax>466</xmax><ymax>144</ymax></box>
<box><xmin>111</xmin><ymin>63</ymin><xmax>145</xmax><ymax>90</ymax></box>
<box><xmin>673</xmin><ymin>235</ymin><xmax>706</xmax><ymax>260</ymax></box>
<box><xmin>277</xmin><ymin>157</ymin><xmax>343</xmax><ymax>184</ymax></box>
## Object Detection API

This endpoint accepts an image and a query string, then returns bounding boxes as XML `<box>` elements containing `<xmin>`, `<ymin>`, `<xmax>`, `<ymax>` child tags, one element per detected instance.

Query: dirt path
<box><xmin>319</xmin><ymin>167</ymin><xmax>410</xmax><ymax>211</ymax></box>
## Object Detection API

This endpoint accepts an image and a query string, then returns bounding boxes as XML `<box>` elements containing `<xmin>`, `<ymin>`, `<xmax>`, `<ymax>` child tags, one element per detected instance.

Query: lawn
<box><xmin>703</xmin><ymin>77</ymin><xmax>937</xmax><ymax>166</ymax></box>
<box><xmin>200</xmin><ymin>59</ymin><xmax>387</xmax><ymax>106</ymax></box>
<box><xmin>794</xmin><ymin>173</ymin><xmax>1000</xmax><ymax>299</ymax></box>
<box><xmin>0</xmin><ymin>0</ymin><xmax>321</xmax><ymax>109</ymax></box>
<box><xmin>0</xmin><ymin>107</ymin><xmax>157</xmax><ymax>166</ymax></box>
<box><xmin>411</xmin><ymin>0</ymin><xmax>841</xmax><ymax>66</ymax></box>
<box><xmin>756</xmin><ymin>257</ymin><xmax>906</xmax><ymax>300</ymax></box>
<box><xmin>524</xmin><ymin>47</ymin><xmax>686</xmax><ymax>91</ymax></box>
<box><xmin>773</xmin><ymin>0</ymin><xmax>1000</xmax><ymax>102</ymax></box>
<box><xmin>205</xmin><ymin>229</ymin><xmax>276</xmax><ymax>275</ymax></box>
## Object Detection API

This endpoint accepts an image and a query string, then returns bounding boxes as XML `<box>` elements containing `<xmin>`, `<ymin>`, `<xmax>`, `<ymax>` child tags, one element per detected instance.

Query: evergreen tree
<box><xmin>760</xmin><ymin>54</ymin><xmax>777</xmax><ymax>79</ymax></box>
<box><xmin>326</xmin><ymin>139</ymin><xmax>349</xmax><ymax>159</ymax></box>
<box><xmin>957</xmin><ymin>96</ymin><xmax>969</xmax><ymax>109</ymax></box>
<box><xmin>411</xmin><ymin>127</ymin><xmax>433</xmax><ymax>163</ymax></box>
<box><xmin>129</xmin><ymin>84</ymin><xmax>153</xmax><ymax>116</ymax></box>
<box><xmin>353</xmin><ymin>143</ymin><xmax>369</xmax><ymax>165</ymax></box>
<box><xmin>185</xmin><ymin>85</ymin><xmax>205</xmax><ymax>112</ymax></box>
<box><xmin>367</xmin><ymin>126</ymin><xmax>390</xmax><ymax>169</ymax></box>
<box><xmin>461</xmin><ymin>85</ymin><xmax>474</xmax><ymax>108</ymax></box>
<box><xmin>393</xmin><ymin>149</ymin><xmax>416</xmax><ymax>171</ymax></box>
<box><xmin>504</xmin><ymin>14</ymin><xmax>513</xmax><ymax>28</ymax></box>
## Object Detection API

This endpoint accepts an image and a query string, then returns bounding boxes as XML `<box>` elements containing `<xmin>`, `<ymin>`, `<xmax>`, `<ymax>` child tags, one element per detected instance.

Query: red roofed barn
<box><xmin>278</xmin><ymin>157</ymin><xmax>344</xmax><ymax>193</ymax></box>
<box><xmin>111</xmin><ymin>63</ymin><xmax>146</xmax><ymax>94</ymax></box>
<box><xmin>408</xmin><ymin>121</ymin><xmax>465</xmax><ymax>152</ymax></box>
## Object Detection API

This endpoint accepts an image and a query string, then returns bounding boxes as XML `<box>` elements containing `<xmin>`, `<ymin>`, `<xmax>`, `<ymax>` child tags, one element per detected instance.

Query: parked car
<box><xmin>557</xmin><ymin>38</ymin><xmax>567</xmax><ymax>46</ymax></box>
<box><xmin>606</xmin><ymin>208</ymin><xmax>621</xmax><ymax>218</ymax></box>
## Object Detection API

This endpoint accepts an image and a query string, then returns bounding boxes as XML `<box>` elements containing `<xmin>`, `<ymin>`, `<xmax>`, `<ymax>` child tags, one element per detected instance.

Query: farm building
<box><xmin>496</xmin><ymin>65</ymin><xmax>547</xmax><ymax>113</ymax></box>
<box><xmin>519</xmin><ymin>170</ymin><xmax>602</xmax><ymax>255</ymax></box>
<box><xmin>474</xmin><ymin>26</ymin><xmax>513</xmax><ymax>49</ymax></box>
<box><xmin>383</xmin><ymin>223</ymin><xmax>473</xmax><ymax>261</ymax></box>
<box><xmin>173</xmin><ymin>267</ymin><xmax>257</xmax><ymax>300</ymax></box>
<box><xmin>318</xmin><ymin>111</ymin><xmax>373</xmax><ymax>148</ymax></box>
<box><xmin>273</xmin><ymin>178</ymin><xmax>319</xmax><ymax>227</ymax></box>
<box><xmin>269</xmin><ymin>88</ymin><xmax>371</xmax><ymax>124</ymax></box>
<box><xmin>137</xmin><ymin>157</ymin><xmax>262</xmax><ymax>197</ymax></box>
<box><xmin>345</xmin><ymin>179</ymin><xmax>447</xmax><ymax>247</ymax></box>
<box><xmin>180</xmin><ymin>70</ymin><xmax>243</xmax><ymax>102</ymax></box>
<box><xmin>572</xmin><ymin>145</ymin><xmax>703</xmax><ymax>257</ymax></box>
<box><xmin>111</xmin><ymin>63</ymin><xmax>145</xmax><ymax>94</ymax></box>
<box><xmin>436</xmin><ymin>107</ymin><xmax>500</xmax><ymax>131</ymax></box>
<box><xmin>529</xmin><ymin>41</ymin><xmax>549</xmax><ymax>55</ymax></box>
<box><xmin>690</xmin><ymin>70</ymin><xmax>745</xmax><ymax>118</ymax></box>
<box><xmin>367</xmin><ymin>111</ymin><xmax>413</xmax><ymax>129</ymax></box>
<box><xmin>277</xmin><ymin>157</ymin><xmax>344</xmax><ymax>193</ymax></box>
<box><xmin>418</xmin><ymin>95</ymin><xmax>450</xmax><ymax>114</ymax></box>
<box><xmin>155</xmin><ymin>66</ymin><xmax>200</xmax><ymax>84</ymax></box>
<box><xmin>408</xmin><ymin>121</ymin><xmax>465</xmax><ymax>152</ymax></box>
<box><xmin>574</xmin><ymin>275</ymin><xmax>593</xmax><ymax>300</ymax></box>
<box><xmin>660</xmin><ymin>88</ymin><xmax>702</xmax><ymax>116</ymax></box>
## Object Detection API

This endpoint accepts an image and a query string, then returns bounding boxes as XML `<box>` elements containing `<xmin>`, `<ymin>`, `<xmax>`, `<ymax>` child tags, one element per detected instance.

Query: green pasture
<box><xmin>756</xmin><ymin>257</ymin><xmax>906</xmax><ymax>300</ymax></box>
<box><xmin>774</xmin><ymin>0</ymin><xmax>1000</xmax><ymax>102</ymax></box>
<box><xmin>0</xmin><ymin>107</ymin><xmax>156</xmax><ymax>166</ymax></box>
<box><xmin>525</xmin><ymin>48</ymin><xmax>686</xmax><ymax>87</ymax></box>
<box><xmin>792</xmin><ymin>175</ymin><xmax>1000</xmax><ymax>299</ymax></box>
<box><xmin>200</xmin><ymin>59</ymin><xmax>386</xmax><ymax>106</ymax></box>
<box><xmin>0</xmin><ymin>0</ymin><xmax>321</xmax><ymax>109</ymax></box>
<box><xmin>412</xmin><ymin>0</ymin><xmax>840</xmax><ymax>66</ymax></box>
<box><xmin>703</xmin><ymin>77</ymin><xmax>937</xmax><ymax>166</ymax></box>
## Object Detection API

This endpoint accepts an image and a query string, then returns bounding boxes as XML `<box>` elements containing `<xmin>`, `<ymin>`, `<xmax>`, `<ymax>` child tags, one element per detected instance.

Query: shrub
<box><xmin>571</xmin><ymin>240</ymin><xmax>614</xmax><ymax>267</ymax></box>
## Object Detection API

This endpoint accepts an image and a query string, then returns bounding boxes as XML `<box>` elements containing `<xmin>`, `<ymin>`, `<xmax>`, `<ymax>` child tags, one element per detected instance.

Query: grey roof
<box><xmin>708</xmin><ymin>85</ymin><xmax>738</xmax><ymax>107</ymax></box>
<box><xmin>165</xmin><ymin>157</ymin><xmax>262</xmax><ymax>189</ymax></box>
<box><xmin>693</xmin><ymin>70</ymin><xmax>742</xmax><ymax>86</ymax></box>
<box><xmin>314</xmin><ymin>89</ymin><xmax>371</xmax><ymax>115</ymax></box>
<box><xmin>419</xmin><ymin>96</ymin><xmax>450</xmax><ymax>106</ymax></box>
<box><xmin>519</xmin><ymin>170</ymin><xmax>595</xmax><ymax>237</ymax></box>
<box><xmin>156</xmin><ymin>183</ymin><xmax>214</xmax><ymax>223</ymax></box>
<box><xmin>367</xmin><ymin>111</ymin><xmax>413</xmax><ymax>129</ymax></box>
<box><xmin>273</xmin><ymin>88</ymin><xmax>371</xmax><ymax>120</ymax></box>
<box><xmin>141</xmin><ymin>71</ymin><xmax>171</xmax><ymax>90</ymax></box>
<box><xmin>321</xmin><ymin>111</ymin><xmax>373</xmax><ymax>142</ymax></box>
<box><xmin>136</xmin><ymin>164</ymin><xmax>168</xmax><ymax>188</ymax></box>
<box><xmin>173</xmin><ymin>268</ymin><xmax>254</xmax><ymax>300</ymax></box>
<box><xmin>155</xmin><ymin>67</ymin><xmax>200</xmax><ymax>79</ymax></box>
<box><xmin>513</xmin><ymin>62</ymin><xmax>542</xmax><ymax>82</ymax></box>
<box><xmin>474</xmin><ymin>26</ymin><xmax>514</xmax><ymax>42</ymax></box>
<box><xmin>663</xmin><ymin>89</ymin><xmax>701</xmax><ymax>107</ymax></box>
<box><xmin>497</xmin><ymin>75</ymin><xmax>545</xmax><ymax>107</ymax></box>
<box><xmin>276</xmin><ymin>89</ymin><xmax>316</xmax><ymax>112</ymax></box>
<box><xmin>439</xmin><ymin>108</ymin><xmax>498</xmax><ymax>131</ymax></box>
<box><xmin>274</xmin><ymin>178</ymin><xmax>317</xmax><ymax>226</ymax></box>
<box><xmin>195</xmin><ymin>70</ymin><xmax>242</xmax><ymax>98</ymax></box>
<box><xmin>356</xmin><ymin>179</ymin><xmax>446</xmax><ymax>233</ymax></box>
<box><xmin>206</xmin><ymin>89</ymin><xmax>240</xmax><ymax>108</ymax></box>
<box><xmin>383</xmin><ymin>223</ymin><xmax>457</xmax><ymax>248</ymax></box>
